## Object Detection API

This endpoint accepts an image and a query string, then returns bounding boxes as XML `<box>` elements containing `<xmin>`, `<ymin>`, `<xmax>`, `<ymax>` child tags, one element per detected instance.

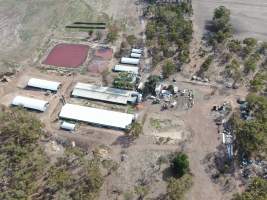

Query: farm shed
<box><xmin>27</xmin><ymin>78</ymin><xmax>61</xmax><ymax>91</ymax></box>
<box><xmin>121</xmin><ymin>57</ymin><xmax>140</xmax><ymax>65</ymax></box>
<box><xmin>132</xmin><ymin>48</ymin><xmax>142</xmax><ymax>54</ymax></box>
<box><xmin>130</xmin><ymin>53</ymin><xmax>141</xmax><ymax>58</ymax></box>
<box><xmin>113</xmin><ymin>65</ymin><xmax>139</xmax><ymax>74</ymax></box>
<box><xmin>59</xmin><ymin>104</ymin><xmax>134</xmax><ymax>129</ymax></box>
<box><xmin>60</xmin><ymin>121</ymin><xmax>76</xmax><ymax>131</ymax></box>
<box><xmin>11</xmin><ymin>96</ymin><xmax>49</xmax><ymax>112</ymax></box>
<box><xmin>72</xmin><ymin>82</ymin><xmax>139</xmax><ymax>105</ymax></box>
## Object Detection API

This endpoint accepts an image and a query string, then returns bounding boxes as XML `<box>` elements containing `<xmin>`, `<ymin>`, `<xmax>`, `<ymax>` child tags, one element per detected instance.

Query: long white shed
<box><xmin>132</xmin><ymin>48</ymin><xmax>142</xmax><ymax>54</ymax></box>
<box><xmin>27</xmin><ymin>78</ymin><xmax>61</xmax><ymax>91</ymax></box>
<box><xmin>130</xmin><ymin>53</ymin><xmax>142</xmax><ymax>58</ymax></box>
<box><xmin>113</xmin><ymin>65</ymin><xmax>139</xmax><ymax>74</ymax></box>
<box><xmin>59</xmin><ymin>104</ymin><xmax>134</xmax><ymax>129</ymax></box>
<box><xmin>121</xmin><ymin>57</ymin><xmax>140</xmax><ymax>65</ymax></box>
<box><xmin>11</xmin><ymin>96</ymin><xmax>49</xmax><ymax>112</ymax></box>
<box><xmin>72</xmin><ymin>82</ymin><xmax>138</xmax><ymax>105</ymax></box>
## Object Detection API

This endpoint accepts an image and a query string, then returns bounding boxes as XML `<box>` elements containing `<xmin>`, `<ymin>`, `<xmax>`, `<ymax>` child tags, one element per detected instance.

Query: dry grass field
<box><xmin>193</xmin><ymin>0</ymin><xmax>267</xmax><ymax>41</ymax></box>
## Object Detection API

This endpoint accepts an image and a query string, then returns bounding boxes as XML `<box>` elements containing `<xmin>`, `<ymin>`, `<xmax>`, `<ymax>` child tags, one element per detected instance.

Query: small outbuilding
<box><xmin>11</xmin><ymin>96</ymin><xmax>49</xmax><ymax>112</ymax></box>
<box><xmin>27</xmin><ymin>78</ymin><xmax>61</xmax><ymax>92</ymax></box>
<box><xmin>60</xmin><ymin>121</ymin><xmax>76</xmax><ymax>131</ymax></box>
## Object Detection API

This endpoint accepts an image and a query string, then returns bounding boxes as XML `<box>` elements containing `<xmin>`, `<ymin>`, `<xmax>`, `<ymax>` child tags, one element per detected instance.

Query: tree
<box><xmin>213</xmin><ymin>6</ymin><xmax>230</xmax><ymax>21</ymax></box>
<box><xmin>246</xmin><ymin>94</ymin><xmax>267</xmax><ymax>122</ymax></box>
<box><xmin>171</xmin><ymin>153</ymin><xmax>190</xmax><ymax>178</ymax></box>
<box><xmin>232</xmin><ymin>178</ymin><xmax>267</xmax><ymax>200</ymax></box>
<box><xmin>143</xmin><ymin>75</ymin><xmax>161</xmax><ymax>96</ymax></box>
<box><xmin>259</xmin><ymin>42</ymin><xmax>267</xmax><ymax>55</ymax></box>
<box><xmin>227</xmin><ymin>39</ymin><xmax>242</xmax><ymax>53</ymax></box>
<box><xmin>244</xmin><ymin>56</ymin><xmax>258</xmax><ymax>74</ymax></box>
<box><xmin>167</xmin><ymin>174</ymin><xmax>193</xmax><ymax>200</ymax></box>
<box><xmin>243</xmin><ymin>38</ymin><xmax>257</xmax><ymax>48</ymax></box>
<box><xmin>199</xmin><ymin>55</ymin><xmax>213</xmax><ymax>75</ymax></box>
<box><xmin>230</xmin><ymin>94</ymin><xmax>267</xmax><ymax>157</ymax></box>
<box><xmin>233</xmin><ymin>118</ymin><xmax>266</xmax><ymax>157</ymax></box>
<box><xmin>162</xmin><ymin>61</ymin><xmax>176</xmax><ymax>78</ymax></box>
<box><xmin>225</xmin><ymin>59</ymin><xmax>240</xmax><ymax>78</ymax></box>
<box><xmin>250</xmin><ymin>72</ymin><xmax>267</xmax><ymax>92</ymax></box>
<box><xmin>210</xmin><ymin>6</ymin><xmax>232</xmax><ymax>43</ymax></box>
<box><xmin>0</xmin><ymin>108</ymin><xmax>104</xmax><ymax>199</ymax></box>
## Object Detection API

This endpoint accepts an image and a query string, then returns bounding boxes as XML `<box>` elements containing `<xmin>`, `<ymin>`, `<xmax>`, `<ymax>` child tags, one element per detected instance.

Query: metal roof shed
<box><xmin>130</xmin><ymin>53</ymin><xmax>141</xmax><ymax>58</ymax></box>
<box><xmin>132</xmin><ymin>48</ymin><xmax>142</xmax><ymax>54</ymax></box>
<box><xmin>59</xmin><ymin>104</ymin><xmax>134</xmax><ymax>129</ymax></box>
<box><xmin>72</xmin><ymin>83</ymin><xmax>137</xmax><ymax>105</ymax></box>
<box><xmin>121</xmin><ymin>57</ymin><xmax>140</xmax><ymax>65</ymax></box>
<box><xmin>27</xmin><ymin>78</ymin><xmax>61</xmax><ymax>91</ymax></box>
<box><xmin>113</xmin><ymin>65</ymin><xmax>139</xmax><ymax>74</ymax></box>
<box><xmin>11</xmin><ymin>96</ymin><xmax>49</xmax><ymax>112</ymax></box>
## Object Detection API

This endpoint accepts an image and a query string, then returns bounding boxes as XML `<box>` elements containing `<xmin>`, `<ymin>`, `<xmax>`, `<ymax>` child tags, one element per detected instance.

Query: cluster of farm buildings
<box><xmin>10</xmin><ymin>42</ymin><xmax>144</xmax><ymax>131</ymax></box>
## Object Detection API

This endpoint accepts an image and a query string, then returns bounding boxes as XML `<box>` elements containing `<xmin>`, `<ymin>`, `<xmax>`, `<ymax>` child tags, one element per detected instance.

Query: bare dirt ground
<box><xmin>0</xmin><ymin>1</ymin><xmax>257</xmax><ymax>200</ymax></box>
<box><xmin>192</xmin><ymin>0</ymin><xmax>267</xmax><ymax>41</ymax></box>
<box><xmin>0</xmin><ymin>0</ymin><xmax>141</xmax><ymax>73</ymax></box>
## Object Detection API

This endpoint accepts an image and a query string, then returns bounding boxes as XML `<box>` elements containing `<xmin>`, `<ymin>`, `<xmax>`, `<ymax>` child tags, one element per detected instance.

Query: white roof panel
<box><xmin>59</xmin><ymin>104</ymin><xmax>134</xmax><ymax>129</ymax></box>
<box><xmin>113</xmin><ymin>65</ymin><xmax>139</xmax><ymax>74</ymax></box>
<box><xmin>11</xmin><ymin>96</ymin><xmax>49</xmax><ymax>112</ymax></box>
<box><xmin>131</xmin><ymin>53</ymin><xmax>141</xmax><ymax>58</ymax></box>
<box><xmin>121</xmin><ymin>57</ymin><xmax>139</xmax><ymax>65</ymax></box>
<box><xmin>61</xmin><ymin>121</ymin><xmax>76</xmax><ymax>131</ymax></box>
<box><xmin>132</xmin><ymin>48</ymin><xmax>142</xmax><ymax>54</ymax></box>
<box><xmin>72</xmin><ymin>83</ymin><xmax>135</xmax><ymax>105</ymax></box>
<box><xmin>27</xmin><ymin>78</ymin><xmax>61</xmax><ymax>91</ymax></box>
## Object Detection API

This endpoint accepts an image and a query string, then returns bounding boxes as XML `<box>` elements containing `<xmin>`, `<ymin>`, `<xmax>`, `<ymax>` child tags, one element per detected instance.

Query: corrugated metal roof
<box><xmin>27</xmin><ymin>78</ymin><xmax>61</xmax><ymax>91</ymax></box>
<box><xmin>11</xmin><ymin>96</ymin><xmax>49</xmax><ymax>112</ymax></box>
<box><xmin>59</xmin><ymin>104</ymin><xmax>134</xmax><ymax>129</ymax></box>
<box><xmin>121</xmin><ymin>57</ymin><xmax>139</xmax><ymax>65</ymax></box>
<box><xmin>113</xmin><ymin>65</ymin><xmax>139</xmax><ymax>74</ymax></box>
<box><xmin>72</xmin><ymin>83</ymin><xmax>136</xmax><ymax>105</ymax></box>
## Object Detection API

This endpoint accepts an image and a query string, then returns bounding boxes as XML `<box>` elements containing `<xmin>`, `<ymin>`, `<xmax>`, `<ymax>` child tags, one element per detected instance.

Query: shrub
<box><xmin>126</xmin><ymin>35</ymin><xmax>137</xmax><ymax>46</ymax></box>
<box><xmin>167</xmin><ymin>174</ymin><xmax>193</xmax><ymax>200</ymax></box>
<box><xmin>232</xmin><ymin>177</ymin><xmax>267</xmax><ymax>200</ymax></box>
<box><xmin>127</xmin><ymin>122</ymin><xmax>143</xmax><ymax>139</ymax></box>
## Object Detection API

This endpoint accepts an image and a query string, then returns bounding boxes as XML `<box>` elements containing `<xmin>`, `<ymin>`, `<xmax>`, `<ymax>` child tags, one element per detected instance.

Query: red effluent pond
<box><xmin>43</xmin><ymin>43</ymin><xmax>89</xmax><ymax>68</ymax></box>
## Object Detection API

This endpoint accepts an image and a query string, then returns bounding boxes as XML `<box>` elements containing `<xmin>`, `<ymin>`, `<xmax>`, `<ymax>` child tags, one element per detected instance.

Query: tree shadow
<box><xmin>162</xmin><ymin>167</ymin><xmax>175</xmax><ymax>181</ymax></box>
<box><xmin>111</xmin><ymin>135</ymin><xmax>134</xmax><ymax>148</ymax></box>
